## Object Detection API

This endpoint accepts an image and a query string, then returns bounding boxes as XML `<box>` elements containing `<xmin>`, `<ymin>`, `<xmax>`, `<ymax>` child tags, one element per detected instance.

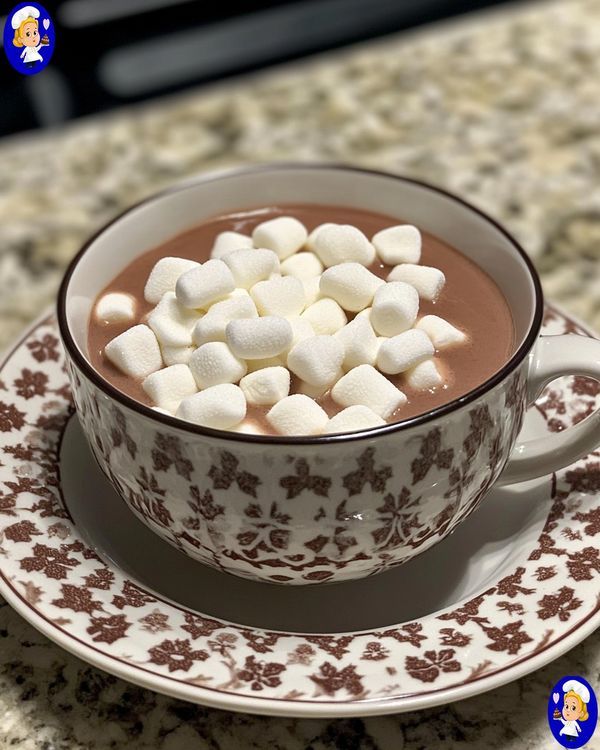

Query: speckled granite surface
<box><xmin>1</xmin><ymin>0</ymin><xmax>600</xmax><ymax>747</ymax></box>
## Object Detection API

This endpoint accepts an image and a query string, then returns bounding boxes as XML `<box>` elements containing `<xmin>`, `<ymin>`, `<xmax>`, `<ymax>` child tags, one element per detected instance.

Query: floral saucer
<box><xmin>0</xmin><ymin>307</ymin><xmax>598</xmax><ymax>717</ymax></box>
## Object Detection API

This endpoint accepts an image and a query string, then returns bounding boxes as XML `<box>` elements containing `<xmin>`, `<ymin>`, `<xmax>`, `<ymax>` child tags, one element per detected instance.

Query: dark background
<box><xmin>1</xmin><ymin>0</ymin><xmax>514</xmax><ymax>137</ymax></box>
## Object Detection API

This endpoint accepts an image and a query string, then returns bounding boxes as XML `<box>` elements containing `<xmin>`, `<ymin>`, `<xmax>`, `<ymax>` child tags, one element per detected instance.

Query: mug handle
<box><xmin>498</xmin><ymin>334</ymin><xmax>600</xmax><ymax>486</ymax></box>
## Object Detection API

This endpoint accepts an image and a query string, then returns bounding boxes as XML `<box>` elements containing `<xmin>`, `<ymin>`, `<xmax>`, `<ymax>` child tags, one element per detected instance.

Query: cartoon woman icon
<box><xmin>11</xmin><ymin>6</ymin><xmax>50</xmax><ymax>68</ymax></box>
<box><xmin>553</xmin><ymin>679</ymin><xmax>591</xmax><ymax>744</ymax></box>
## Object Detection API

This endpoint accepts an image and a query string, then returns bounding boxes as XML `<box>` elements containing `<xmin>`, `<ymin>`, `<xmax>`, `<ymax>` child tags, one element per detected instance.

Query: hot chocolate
<box><xmin>88</xmin><ymin>204</ymin><xmax>515</xmax><ymax>435</ymax></box>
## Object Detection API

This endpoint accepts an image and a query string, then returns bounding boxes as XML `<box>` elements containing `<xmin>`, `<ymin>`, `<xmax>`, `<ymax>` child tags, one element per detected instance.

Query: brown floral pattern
<box><xmin>280</xmin><ymin>458</ymin><xmax>331</xmax><ymax>499</ymax></box>
<box><xmin>536</xmin><ymin>586</ymin><xmax>583</xmax><ymax>622</ymax></box>
<box><xmin>410</xmin><ymin>429</ymin><xmax>454</xmax><ymax>484</ymax></box>
<box><xmin>51</xmin><ymin>583</ymin><xmax>103</xmax><ymax>614</ymax></box>
<box><xmin>112</xmin><ymin>580</ymin><xmax>157</xmax><ymax>610</ymax></box>
<box><xmin>19</xmin><ymin>543</ymin><xmax>80</xmax><ymax>579</ymax></box>
<box><xmin>152</xmin><ymin>433</ymin><xmax>193</xmax><ymax>481</ymax></box>
<box><xmin>405</xmin><ymin>649</ymin><xmax>461</xmax><ymax>682</ymax></box>
<box><xmin>310</xmin><ymin>662</ymin><xmax>365</xmax><ymax>697</ymax></box>
<box><xmin>87</xmin><ymin>613</ymin><xmax>131</xmax><ymax>644</ymax></box>
<box><xmin>237</xmin><ymin>655</ymin><xmax>286</xmax><ymax>691</ymax></box>
<box><xmin>26</xmin><ymin>333</ymin><xmax>60</xmax><ymax>362</ymax></box>
<box><xmin>0</xmin><ymin>311</ymin><xmax>598</xmax><ymax>708</ymax></box>
<box><xmin>208</xmin><ymin>451</ymin><xmax>261</xmax><ymax>497</ymax></box>
<box><xmin>110</xmin><ymin>407</ymin><xmax>137</xmax><ymax>460</ymax></box>
<box><xmin>0</xmin><ymin>401</ymin><xmax>26</xmax><ymax>433</ymax></box>
<box><xmin>148</xmin><ymin>638</ymin><xmax>209</xmax><ymax>673</ymax></box>
<box><xmin>13</xmin><ymin>368</ymin><xmax>49</xmax><ymax>399</ymax></box>
<box><xmin>139</xmin><ymin>609</ymin><xmax>171</xmax><ymax>633</ymax></box>
<box><xmin>4</xmin><ymin>519</ymin><xmax>42</xmax><ymax>542</ymax></box>
<box><xmin>235</xmin><ymin>502</ymin><xmax>291</xmax><ymax>559</ymax></box>
<box><xmin>371</xmin><ymin>488</ymin><xmax>421</xmax><ymax>549</ymax></box>
<box><xmin>342</xmin><ymin>447</ymin><xmax>393</xmax><ymax>496</ymax></box>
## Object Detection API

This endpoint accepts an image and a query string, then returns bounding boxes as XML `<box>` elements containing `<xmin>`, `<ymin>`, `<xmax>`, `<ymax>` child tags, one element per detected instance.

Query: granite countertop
<box><xmin>1</xmin><ymin>0</ymin><xmax>600</xmax><ymax>746</ymax></box>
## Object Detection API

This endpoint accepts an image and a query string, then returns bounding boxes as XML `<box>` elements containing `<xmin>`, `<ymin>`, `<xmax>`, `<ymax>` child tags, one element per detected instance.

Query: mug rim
<box><xmin>57</xmin><ymin>162</ymin><xmax>544</xmax><ymax>445</ymax></box>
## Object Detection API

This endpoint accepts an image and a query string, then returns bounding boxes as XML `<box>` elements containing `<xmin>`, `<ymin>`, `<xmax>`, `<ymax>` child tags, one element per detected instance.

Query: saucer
<box><xmin>0</xmin><ymin>306</ymin><xmax>598</xmax><ymax>717</ymax></box>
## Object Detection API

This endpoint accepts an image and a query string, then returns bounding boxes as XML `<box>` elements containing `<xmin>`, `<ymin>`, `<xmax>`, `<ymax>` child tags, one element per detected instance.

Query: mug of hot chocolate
<box><xmin>57</xmin><ymin>164</ymin><xmax>600</xmax><ymax>584</ymax></box>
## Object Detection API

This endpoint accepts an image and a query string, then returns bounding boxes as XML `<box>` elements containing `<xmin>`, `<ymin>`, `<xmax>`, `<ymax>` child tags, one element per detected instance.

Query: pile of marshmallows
<box><xmin>98</xmin><ymin>216</ymin><xmax>466</xmax><ymax>436</ymax></box>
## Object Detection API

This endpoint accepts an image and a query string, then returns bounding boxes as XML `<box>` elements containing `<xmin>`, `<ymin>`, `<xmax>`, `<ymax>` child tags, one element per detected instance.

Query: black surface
<box><xmin>1</xmin><ymin>0</ymin><xmax>514</xmax><ymax>136</ymax></box>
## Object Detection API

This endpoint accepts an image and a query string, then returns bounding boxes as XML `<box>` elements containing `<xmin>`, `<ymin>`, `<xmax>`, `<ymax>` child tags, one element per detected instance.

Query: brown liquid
<box><xmin>88</xmin><ymin>205</ymin><xmax>515</xmax><ymax>433</ymax></box>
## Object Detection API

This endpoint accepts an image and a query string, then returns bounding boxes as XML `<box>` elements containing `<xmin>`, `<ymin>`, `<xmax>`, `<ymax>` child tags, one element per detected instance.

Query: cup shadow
<box><xmin>61</xmin><ymin>417</ymin><xmax>551</xmax><ymax>633</ymax></box>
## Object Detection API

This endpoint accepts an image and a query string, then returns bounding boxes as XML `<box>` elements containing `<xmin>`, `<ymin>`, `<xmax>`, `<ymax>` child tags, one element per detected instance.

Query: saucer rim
<box><xmin>2</xmin><ymin>575</ymin><xmax>598</xmax><ymax>718</ymax></box>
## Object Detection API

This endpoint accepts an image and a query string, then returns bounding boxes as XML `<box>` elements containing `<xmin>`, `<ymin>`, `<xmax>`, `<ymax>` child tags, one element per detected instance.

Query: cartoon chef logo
<box><xmin>548</xmin><ymin>676</ymin><xmax>598</xmax><ymax>748</ymax></box>
<box><xmin>3</xmin><ymin>3</ymin><xmax>55</xmax><ymax>75</ymax></box>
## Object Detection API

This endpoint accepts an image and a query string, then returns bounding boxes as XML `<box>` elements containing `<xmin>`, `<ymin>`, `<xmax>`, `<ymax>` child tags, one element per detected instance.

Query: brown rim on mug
<box><xmin>57</xmin><ymin>163</ymin><xmax>544</xmax><ymax>445</ymax></box>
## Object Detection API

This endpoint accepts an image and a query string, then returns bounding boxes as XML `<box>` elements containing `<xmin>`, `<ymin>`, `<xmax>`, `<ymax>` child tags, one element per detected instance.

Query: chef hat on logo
<box><xmin>563</xmin><ymin>679</ymin><xmax>591</xmax><ymax>704</ymax></box>
<box><xmin>11</xmin><ymin>5</ymin><xmax>41</xmax><ymax>29</ymax></box>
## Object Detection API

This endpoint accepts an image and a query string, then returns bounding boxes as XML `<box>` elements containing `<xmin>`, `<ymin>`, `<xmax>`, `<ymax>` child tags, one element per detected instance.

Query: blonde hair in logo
<box><xmin>565</xmin><ymin>690</ymin><xmax>589</xmax><ymax>721</ymax></box>
<box><xmin>12</xmin><ymin>17</ymin><xmax>38</xmax><ymax>48</ymax></box>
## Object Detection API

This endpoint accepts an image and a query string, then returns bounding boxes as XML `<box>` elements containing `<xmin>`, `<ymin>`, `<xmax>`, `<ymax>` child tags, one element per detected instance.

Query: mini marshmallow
<box><xmin>302</xmin><ymin>276</ymin><xmax>322</xmax><ymax>306</ymax></box>
<box><xmin>297</xmin><ymin>371</ymin><xmax>343</xmax><ymax>398</ymax></box>
<box><xmin>210</xmin><ymin>231</ymin><xmax>253</xmax><ymax>259</ymax></box>
<box><xmin>177</xmin><ymin>384</ymin><xmax>246</xmax><ymax>429</ymax></box>
<box><xmin>188</xmin><ymin>342</ymin><xmax>247</xmax><ymax>389</ymax></box>
<box><xmin>312</xmin><ymin>224</ymin><xmax>376</xmax><ymax>267</ymax></box>
<box><xmin>231</xmin><ymin>420</ymin><xmax>266</xmax><ymax>435</ymax></box>
<box><xmin>250</xmin><ymin>276</ymin><xmax>305</xmax><ymax>318</ymax></box>
<box><xmin>96</xmin><ymin>292</ymin><xmax>136</xmax><ymax>324</ymax></box>
<box><xmin>287</xmin><ymin>335</ymin><xmax>344</xmax><ymax>388</ymax></box>
<box><xmin>324</xmin><ymin>405</ymin><xmax>386</xmax><ymax>434</ymax></box>
<box><xmin>334</xmin><ymin>317</ymin><xmax>379</xmax><ymax>370</ymax></box>
<box><xmin>245</xmin><ymin>356</ymin><xmax>285</xmax><ymax>373</ymax></box>
<box><xmin>285</xmin><ymin>316</ymin><xmax>315</xmax><ymax>357</ymax></box>
<box><xmin>147</xmin><ymin>292</ymin><xmax>199</xmax><ymax>347</ymax></box>
<box><xmin>252</xmin><ymin>216</ymin><xmax>308</xmax><ymax>260</ymax></box>
<box><xmin>320</xmin><ymin>263</ymin><xmax>383</xmax><ymax>312</ymax></box>
<box><xmin>289</xmin><ymin>315</ymin><xmax>315</xmax><ymax>343</ymax></box>
<box><xmin>142</xmin><ymin>364</ymin><xmax>198</xmax><ymax>412</ymax></box>
<box><xmin>161</xmin><ymin>345</ymin><xmax>194</xmax><ymax>366</ymax></box>
<box><xmin>405</xmin><ymin>359</ymin><xmax>443</xmax><ymax>390</ymax></box>
<box><xmin>227</xmin><ymin>288</ymin><xmax>253</xmax><ymax>300</ymax></box>
<box><xmin>267</xmin><ymin>394</ymin><xmax>329</xmax><ymax>436</ymax></box>
<box><xmin>387</xmin><ymin>264</ymin><xmax>446</xmax><ymax>301</ymax></box>
<box><xmin>371</xmin><ymin>281</ymin><xmax>419</xmax><ymax>337</ymax></box>
<box><xmin>416</xmin><ymin>315</ymin><xmax>467</xmax><ymax>348</ymax></box>
<box><xmin>192</xmin><ymin>294</ymin><xmax>258</xmax><ymax>346</ymax></box>
<box><xmin>226</xmin><ymin>316</ymin><xmax>293</xmax><ymax>359</ymax></box>
<box><xmin>331</xmin><ymin>364</ymin><xmax>407</xmax><ymax>419</ymax></box>
<box><xmin>222</xmin><ymin>248</ymin><xmax>280</xmax><ymax>289</ymax></box>
<box><xmin>240</xmin><ymin>366</ymin><xmax>290</xmax><ymax>406</ymax></box>
<box><xmin>204</xmin><ymin>287</ymin><xmax>251</xmax><ymax>307</ymax></box>
<box><xmin>176</xmin><ymin>259</ymin><xmax>235</xmax><ymax>310</ymax></box>
<box><xmin>306</xmin><ymin>222</ymin><xmax>335</xmax><ymax>251</ymax></box>
<box><xmin>280</xmin><ymin>252</ymin><xmax>323</xmax><ymax>280</ymax></box>
<box><xmin>377</xmin><ymin>329</ymin><xmax>435</xmax><ymax>374</ymax></box>
<box><xmin>301</xmin><ymin>298</ymin><xmax>347</xmax><ymax>335</ymax></box>
<box><xmin>144</xmin><ymin>257</ymin><xmax>200</xmax><ymax>304</ymax></box>
<box><xmin>105</xmin><ymin>324</ymin><xmax>163</xmax><ymax>379</ymax></box>
<box><xmin>372</xmin><ymin>225</ymin><xmax>422</xmax><ymax>265</ymax></box>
